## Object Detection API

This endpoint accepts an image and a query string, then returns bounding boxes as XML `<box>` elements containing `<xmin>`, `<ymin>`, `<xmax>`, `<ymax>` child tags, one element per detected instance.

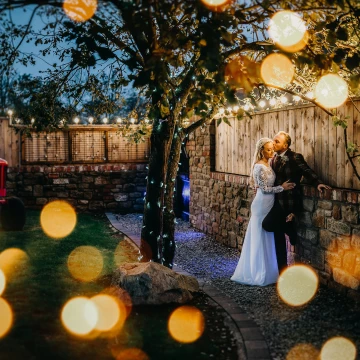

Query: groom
<box><xmin>262</xmin><ymin>131</ymin><xmax>331</xmax><ymax>273</ymax></box>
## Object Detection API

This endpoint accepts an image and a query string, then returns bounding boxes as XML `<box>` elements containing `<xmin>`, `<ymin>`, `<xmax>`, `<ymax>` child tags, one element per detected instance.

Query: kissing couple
<box><xmin>231</xmin><ymin>131</ymin><xmax>331</xmax><ymax>286</ymax></box>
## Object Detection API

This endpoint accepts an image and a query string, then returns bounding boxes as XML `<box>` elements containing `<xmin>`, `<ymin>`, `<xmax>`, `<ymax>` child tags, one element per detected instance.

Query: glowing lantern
<box><xmin>61</xmin><ymin>297</ymin><xmax>98</xmax><ymax>336</ymax></box>
<box><xmin>315</xmin><ymin>74</ymin><xmax>348</xmax><ymax>108</ymax></box>
<box><xmin>268</xmin><ymin>11</ymin><xmax>308</xmax><ymax>52</ymax></box>
<box><xmin>40</xmin><ymin>201</ymin><xmax>77</xmax><ymax>239</ymax></box>
<box><xmin>261</xmin><ymin>53</ymin><xmax>294</xmax><ymax>88</ymax></box>
<box><xmin>67</xmin><ymin>246</ymin><xmax>103</xmax><ymax>282</ymax></box>
<box><xmin>320</xmin><ymin>337</ymin><xmax>356</xmax><ymax>360</ymax></box>
<box><xmin>63</xmin><ymin>0</ymin><xmax>97</xmax><ymax>22</ymax></box>
<box><xmin>277</xmin><ymin>265</ymin><xmax>318</xmax><ymax>306</ymax></box>
<box><xmin>168</xmin><ymin>306</ymin><xmax>205</xmax><ymax>343</ymax></box>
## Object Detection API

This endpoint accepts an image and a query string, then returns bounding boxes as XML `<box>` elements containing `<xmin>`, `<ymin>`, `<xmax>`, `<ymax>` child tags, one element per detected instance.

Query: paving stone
<box><xmin>241</xmin><ymin>328</ymin><xmax>264</xmax><ymax>340</ymax></box>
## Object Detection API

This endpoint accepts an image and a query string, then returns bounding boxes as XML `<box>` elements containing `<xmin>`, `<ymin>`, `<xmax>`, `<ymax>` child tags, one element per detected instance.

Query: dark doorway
<box><xmin>174</xmin><ymin>144</ymin><xmax>189</xmax><ymax>221</ymax></box>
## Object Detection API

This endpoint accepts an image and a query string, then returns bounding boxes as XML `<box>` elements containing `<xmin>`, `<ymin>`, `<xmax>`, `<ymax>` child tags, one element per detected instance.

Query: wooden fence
<box><xmin>0</xmin><ymin>118</ymin><xmax>150</xmax><ymax>167</ymax></box>
<box><xmin>215</xmin><ymin>101</ymin><xmax>360</xmax><ymax>190</ymax></box>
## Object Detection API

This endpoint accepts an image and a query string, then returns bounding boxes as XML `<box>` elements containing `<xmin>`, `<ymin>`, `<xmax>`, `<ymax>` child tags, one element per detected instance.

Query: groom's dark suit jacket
<box><xmin>272</xmin><ymin>148</ymin><xmax>321</xmax><ymax>216</ymax></box>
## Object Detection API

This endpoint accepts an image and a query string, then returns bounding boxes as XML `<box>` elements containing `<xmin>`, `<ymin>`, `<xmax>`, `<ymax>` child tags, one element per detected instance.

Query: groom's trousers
<box><xmin>274</xmin><ymin>231</ymin><xmax>288</xmax><ymax>273</ymax></box>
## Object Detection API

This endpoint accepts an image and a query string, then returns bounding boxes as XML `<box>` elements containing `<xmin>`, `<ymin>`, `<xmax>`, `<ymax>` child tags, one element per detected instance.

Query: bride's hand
<box><xmin>282</xmin><ymin>180</ymin><xmax>296</xmax><ymax>191</ymax></box>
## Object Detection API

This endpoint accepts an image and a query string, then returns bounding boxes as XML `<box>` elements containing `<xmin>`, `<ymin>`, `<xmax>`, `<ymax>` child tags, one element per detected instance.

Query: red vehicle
<box><xmin>0</xmin><ymin>158</ymin><xmax>26</xmax><ymax>231</ymax></box>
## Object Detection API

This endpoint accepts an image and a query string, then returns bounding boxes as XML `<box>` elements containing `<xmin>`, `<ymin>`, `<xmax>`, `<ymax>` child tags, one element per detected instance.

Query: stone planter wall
<box><xmin>6</xmin><ymin>163</ymin><xmax>147</xmax><ymax>213</ymax></box>
<box><xmin>187</xmin><ymin>121</ymin><xmax>360</xmax><ymax>299</ymax></box>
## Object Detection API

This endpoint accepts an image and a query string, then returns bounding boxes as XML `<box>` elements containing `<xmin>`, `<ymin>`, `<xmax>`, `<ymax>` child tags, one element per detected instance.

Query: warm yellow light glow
<box><xmin>261</xmin><ymin>53</ymin><xmax>294</xmax><ymax>87</ymax></box>
<box><xmin>115</xmin><ymin>348</ymin><xmax>150</xmax><ymax>360</ymax></box>
<box><xmin>269</xmin><ymin>98</ymin><xmax>276</xmax><ymax>106</ymax></box>
<box><xmin>268</xmin><ymin>11</ymin><xmax>308</xmax><ymax>52</ymax></box>
<box><xmin>63</xmin><ymin>0</ymin><xmax>97</xmax><ymax>22</ymax></box>
<box><xmin>280</xmin><ymin>96</ymin><xmax>288</xmax><ymax>104</ymax></box>
<box><xmin>277</xmin><ymin>265</ymin><xmax>319</xmax><ymax>306</ymax></box>
<box><xmin>259</xmin><ymin>100</ymin><xmax>266</xmax><ymax>108</ymax></box>
<box><xmin>168</xmin><ymin>306</ymin><xmax>205</xmax><ymax>343</ymax></box>
<box><xmin>200</xmin><ymin>0</ymin><xmax>231</xmax><ymax>9</ymax></box>
<box><xmin>286</xmin><ymin>343</ymin><xmax>320</xmax><ymax>359</ymax></box>
<box><xmin>0</xmin><ymin>248</ymin><xmax>29</xmax><ymax>281</ymax></box>
<box><xmin>321</xmin><ymin>337</ymin><xmax>356</xmax><ymax>360</ymax></box>
<box><xmin>0</xmin><ymin>269</ymin><xmax>5</xmax><ymax>296</ymax></box>
<box><xmin>67</xmin><ymin>246</ymin><xmax>103</xmax><ymax>282</ymax></box>
<box><xmin>91</xmin><ymin>294</ymin><xmax>122</xmax><ymax>332</ymax></box>
<box><xmin>61</xmin><ymin>297</ymin><xmax>98</xmax><ymax>336</ymax></box>
<box><xmin>306</xmin><ymin>91</ymin><xmax>314</xmax><ymax>99</ymax></box>
<box><xmin>315</xmin><ymin>74</ymin><xmax>348</xmax><ymax>109</ymax></box>
<box><xmin>0</xmin><ymin>298</ymin><xmax>12</xmax><ymax>338</ymax></box>
<box><xmin>293</xmin><ymin>95</ymin><xmax>301</xmax><ymax>102</ymax></box>
<box><xmin>40</xmin><ymin>200</ymin><xmax>77</xmax><ymax>239</ymax></box>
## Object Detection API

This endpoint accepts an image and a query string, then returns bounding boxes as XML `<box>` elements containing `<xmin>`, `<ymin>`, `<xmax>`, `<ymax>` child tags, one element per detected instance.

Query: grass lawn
<box><xmin>0</xmin><ymin>210</ymin><xmax>238</xmax><ymax>360</ymax></box>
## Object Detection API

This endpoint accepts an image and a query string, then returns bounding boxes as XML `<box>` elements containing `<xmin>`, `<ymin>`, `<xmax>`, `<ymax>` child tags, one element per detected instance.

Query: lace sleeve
<box><xmin>253</xmin><ymin>165</ymin><xmax>284</xmax><ymax>194</ymax></box>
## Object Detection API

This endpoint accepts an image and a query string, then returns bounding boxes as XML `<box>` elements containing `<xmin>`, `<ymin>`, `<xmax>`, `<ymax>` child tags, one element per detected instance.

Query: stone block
<box><xmin>351</xmin><ymin>229</ymin><xmax>360</xmax><ymax>251</ymax></box>
<box><xmin>230</xmin><ymin>208</ymin><xmax>237</xmax><ymax>220</ymax></box>
<box><xmin>317</xmin><ymin>200</ymin><xmax>333</xmax><ymax>210</ymax></box>
<box><xmin>311</xmin><ymin>248</ymin><xmax>325</xmax><ymax>270</ymax></box>
<box><xmin>94</xmin><ymin>176</ymin><xmax>108</xmax><ymax>185</ymax></box>
<box><xmin>89</xmin><ymin>201</ymin><xmax>104</xmax><ymax>210</ymax></box>
<box><xmin>326</xmin><ymin>218</ymin><xmax>351</xmax><ymax>235</ymax></box>
<box><xmin>82</xmin><ymin>176</ymin><xmax>94</xmax><ymax>183</ymax></box>
<box><xmin>298</xmin><ymin>212</ymin><xmax>312</xmax><ymax>226</ymax></box>
<box><xmin>337</xmin><ymin>235</ymin><xmax>351</xmax><ymax>250</ymax></box>
<box><xmin>333</xmin><ymin>267</ymin><xmax>359</xmax><ymax>290</ymax></box>
<box><xmin>341</xmin><ymin>205</ymin><xmax>359</xmax><ymax>224</ymax></box>
<box><xmin>324</xmin><ymin>210</ymin><xmax>332</xmax><ymax>217</ymax></box>
<box><xmin>83</xmin><ymin>192</ymin><xmax>92</xmax><ymax>200</ymax></box>
<box><xmin>36</xmin><ymin>198</ymin><xmax>48</xmax><ymax>205</ymax></box>
<box><xmin>33</xmin><ymin>185</ymin><xmax>43</xmax><ymax>197</ymax></box>
<box><xmin>228</xmin><ymin>231</ymin><xmax>237</xmax><ymax>248</ymax></box>
<box><xmin>319</xmin><ymin>229</ymin><xmax>337</xmax><ymax>251</ymax></box>
<box><xmin>332</xmin><ymin>204</ymin><xmax>341</xmax><ymax>220</ymax></box>
<box><xmin>303</xmin><ymin>198</ymin><xmax>314</xmax><ymax>212</ymax></box>
<box><xmin>78</xmin><ymin>200</ymin><xmax>89</xmax><ymax>205</ymax></box>
<box><xmin>240</xmin><ymin>207</ymin><xmax>250</xmax><ymax>217</ymax></box>
<box><xmin>312</xmin><ymin>209</ymin><xmax>325</xmax><ymax>228</ymax></box>
<box><xmin>343</xmin><ymin>251</ymin><xmax>356</xmax><ymax>274</ymax></box>
<box><xmin>114</xmin><ymin>193</ymin><xmax>129</xmax><ymax>202</ymax></box>
<box><xmin>325</xmin><ymin>251</ymin><xmax>342</xmax><ymax>267</ymax></box>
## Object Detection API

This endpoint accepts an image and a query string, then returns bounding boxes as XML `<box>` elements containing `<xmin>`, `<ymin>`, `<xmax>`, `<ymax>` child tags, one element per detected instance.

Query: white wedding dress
<box><xmin>231</xmin><ymin>163</ymin><xmax>282</xmax><ymax>286</ymax></box>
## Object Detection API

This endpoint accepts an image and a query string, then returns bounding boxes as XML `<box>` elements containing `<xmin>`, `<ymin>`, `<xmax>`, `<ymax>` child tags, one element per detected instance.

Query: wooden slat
<box><xmin>288</xmin><ymin>108</ymin><xmax>296</xmax><ymax>152</ymax></box>
<box><xmin>344</xmin><ymin>101</ymin><xmax>354</xmax><ymax>189</ymax></box>
<box><xmin>353</xmin><ymin>100</ymin><xmax>360</xmax><ymax>189</ymax></box>
<box><xmin>336</xmin><ymin>105</ymin><xmax>346</xmax><ymax>188</ymax></box>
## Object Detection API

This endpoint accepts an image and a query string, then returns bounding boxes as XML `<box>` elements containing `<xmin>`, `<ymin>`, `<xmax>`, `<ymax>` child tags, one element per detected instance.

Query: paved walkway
<box><xmin>106</xmin><ymin>213</ymin><xmax>271</xmax><ymax>360</ymax></box>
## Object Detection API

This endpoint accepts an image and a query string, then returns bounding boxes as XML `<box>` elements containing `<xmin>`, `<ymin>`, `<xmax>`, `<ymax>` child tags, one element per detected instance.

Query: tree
<box><xmin>1</xmin><ymin>0</ymin><xmax>360</xmax><ymax>268</ymax></box>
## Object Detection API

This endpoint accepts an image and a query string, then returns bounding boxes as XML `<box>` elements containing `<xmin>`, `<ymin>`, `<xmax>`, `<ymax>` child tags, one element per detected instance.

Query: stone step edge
<box><xmin>105</xmin><ymin>212</ymin><xmax>272</xmax><ymax>360</ymax></box>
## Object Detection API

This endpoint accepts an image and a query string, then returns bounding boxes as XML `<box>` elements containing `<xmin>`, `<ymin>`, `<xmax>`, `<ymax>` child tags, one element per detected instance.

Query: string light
<box><xmin>102</xmin><ymin>117</ymin><xmax>108</xmax><ymax>124</ymax></box>
<box><xmin>116</xmin><ymin>117</ymin><xmax>122</xmax><ymax>124</ymax></box>
<box><xmin>88</xmin><ymin>117</ymin><xmax>94</xmax><ymax>124</ymax></box>
<box><xmin>280</xmin><ymin>96</ymin><xmax>288</xmax><ymax>104</ymax></box>
<box><xmin>73</xmin><ymin>117</ymin><xmax>80</xmax><ymax>124</ymax></box>
<box><xmin>269</xmin><ymin>98</ymin><xmax>276</xmax><ymax>106</ymax></box>
<box><xmin>259</xmin><ymin>100</ymin><xmax>266</xmax><ymax>108</ymax></box>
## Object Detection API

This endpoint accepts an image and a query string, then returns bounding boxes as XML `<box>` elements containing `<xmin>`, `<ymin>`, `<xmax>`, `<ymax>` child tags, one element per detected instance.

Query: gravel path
<box><xmin>115</xmin><ymin>214</ymin><xmax>360</xmax><ymax>359</ymax></box>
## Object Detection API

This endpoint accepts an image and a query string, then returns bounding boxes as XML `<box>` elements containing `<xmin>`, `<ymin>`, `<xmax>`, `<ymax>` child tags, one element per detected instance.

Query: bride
<box><xmin>231</xmin><ymin>138</ymin><xmax>295</xmax><ymax>286</ymax></box>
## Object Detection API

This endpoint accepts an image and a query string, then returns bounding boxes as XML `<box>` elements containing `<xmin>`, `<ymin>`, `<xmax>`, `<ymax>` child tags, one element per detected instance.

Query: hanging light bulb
<box><xmin>116</xmin><ymin>117</ymin><xmax>122</xmax><ymax>124</ymax></box>
<box><xmin>218</xmin><ymin>108</ymin><xmax>225</xmax><ymax>115</ymax></box>
<box><xmin>280</xmin><ymin>96</ymin><xmax>288</xmax><ymax>104</ymax></box>
<box><xmin>88</xmin><ymin>117</ymin><xmax>94</xmax><ymax>124</ymax></box>
<box><xmin>31</xmin><ymin>118</ymin><xmax>35</xmax><ymax>124</ymax></box>
<box><xmin>73</xmin><ymin>117</ymin><xmax>80</xmax><ymax>124</ymax></box>
<box><xmin>102</xmin><ymin>117</ymin><xmax>108</xmax><ymax>124</ymax></box>
<box><xmin>233</xmin><ymin>105</ymin><xmax>239</xmax><ymax>112</ymax></box>
<box><xmin>130</xmin><ymin>118</ymin><xmax>136</xmax><ymax>124</ymax></box>
<box><xmin>244</xmin><ymin>104</ymin><xmax>250</xmax><ymax>111</ymax></box>
<box><xmin>293</xmin><ymin>95</ymin><xmax>301</xmax><ymax>102</ymax></box>
<box><xmin>306</xmin><ymin>91</ymin><xmax>314</xmax><ymax>99</ymax></box>
<box><xmin>259</xmin><ymin>100</ymin><xmax>266</xmax><ymax>108</ymax></box>
<box><xmin>269</xmin><ymin>98</ymin><xmax>276</xmax><ymax>106</ymax></box>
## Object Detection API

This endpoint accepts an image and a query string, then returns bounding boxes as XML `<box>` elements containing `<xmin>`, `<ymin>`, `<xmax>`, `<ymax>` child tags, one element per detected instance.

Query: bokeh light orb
<box><xmin>67</xmin><ymin>246</ymin><xmax>103</xmax><ymax>282</ymax></box>
<box><xmin>63</xmin><ymin>0</ymin><xmax>97</xmax><ymax>22</ymax></box>
<box><xmin>286</xmin><ymin>343</ymin><xmax>320</xmax><ymax>359</ymax></box>
<box><xmin>320</xmin><ymin>337</ymin><xmax>356</xmax><ymax>360</ymax></box>
<box><xmin>0</xmin><ymin>248</ymin><xmax>29</xmax><ymax>281</ymax></box>
<box><xmin>277</xmin><ymin>265</ymin><xmax>318</xmax><ymax>306</ymax></box>
<box><xmin>41</xmin><ymin>200</ymin><xmax>77</xmax><ymax>239</ymax></box>
<box><xmin>116</xmin><ymin>348</ymin><xmax>150</xmax><ymax>360</ymax></box>
<box><xmin>168</xmin><ymin>306</ymin><xmax>205</xmax><ymax>343</ymax></box>
<box><xmin>268</xmin><ymin>11</ymin><xmax>308</xmax><ymax>52</ymax></box>
<box><xmin>91</xmin><ymin>294</ymin><xmax>122</xmax><ymax>332</ymax></box>
<box><xmin>261</xmin><ymin>53</ymin><xmax>294</xmax><ymax>87</ymax></box>
<box><xmin>0</xmin><ymin>298</ymin><xmax>13</xmax><ymax>338</ymax></box>
<box><xmin>0</xmin><ymin>269</ymin><xmax>6</xmax><ymax>296</ymax></box>
<box><xmin>315</xmin><ymin>74</ymin><xmax>348</xmax><ymax>108</ymax></box>
<box><xmin>200</xmin><ymin>0</ymin><xmax>231</xmax><ymax>11</ymax></box>
<box><xmin>61</xmin><ymin>297</ymin><xmax>98</xmax><ymax>336</ymax></box>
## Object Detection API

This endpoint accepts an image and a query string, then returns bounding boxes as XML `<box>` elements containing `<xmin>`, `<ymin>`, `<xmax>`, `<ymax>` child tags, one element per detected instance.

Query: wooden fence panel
<box><xmin>215</xmin><ymin>102</ymin><xmax>360</xmax><ymax>190</ymax></box>
<box><xmin>0</xmin><ymin>118</ymin><xmax>19</xmax><ymax>167</ymax></box>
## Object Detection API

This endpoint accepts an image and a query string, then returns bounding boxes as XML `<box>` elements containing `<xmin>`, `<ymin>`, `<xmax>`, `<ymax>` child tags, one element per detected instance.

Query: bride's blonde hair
<box><xmin>249</xmin><ymin>137</ymin><xmax>273</xmax><ymax>185</ymax></box>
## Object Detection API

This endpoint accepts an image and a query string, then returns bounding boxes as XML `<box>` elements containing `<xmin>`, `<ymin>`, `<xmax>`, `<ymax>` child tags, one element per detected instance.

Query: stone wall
<box><xmin>187</xmin><ymin>121</ymin><xmax>360</xmax><ymax>298</ymax></box>
<box><xmin>6</xmin><ymin>163</ymin><xmax>147</xmax><ymax>213</ymax></box>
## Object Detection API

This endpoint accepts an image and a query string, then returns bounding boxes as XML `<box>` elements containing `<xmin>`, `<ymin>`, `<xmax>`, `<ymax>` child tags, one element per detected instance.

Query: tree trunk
<box><xmin>162</xmin><ymin>128</ymin><xmax>183</xmax><ymax>268</ymax></box>
<box><xmin>140</xmin><ymin>115</ymin><xmax>175</xmax><ymax>262</ymax></box>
